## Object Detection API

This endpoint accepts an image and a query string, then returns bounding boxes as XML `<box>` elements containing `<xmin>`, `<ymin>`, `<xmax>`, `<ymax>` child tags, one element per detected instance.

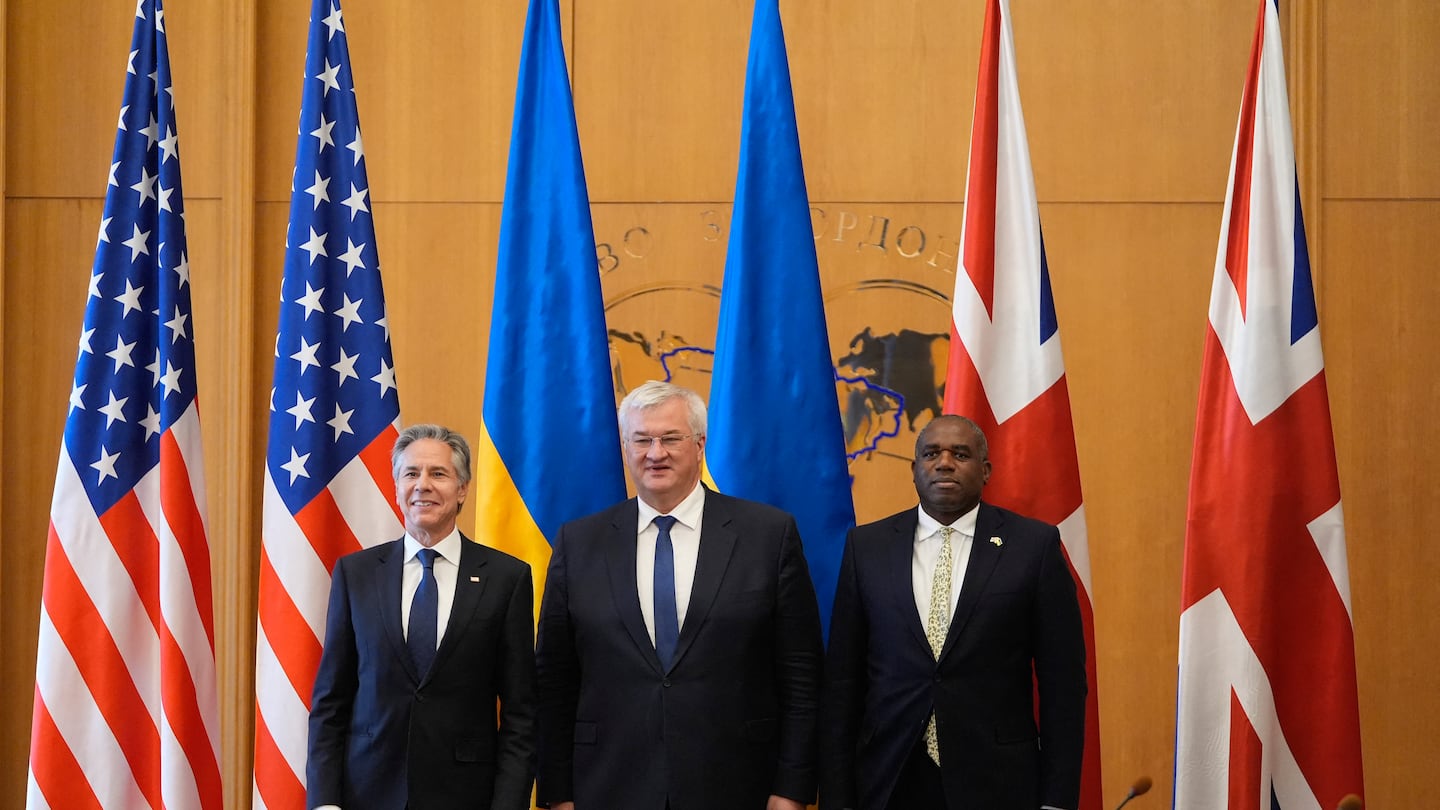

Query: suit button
<box><xmin>933</xmin><ymin>675</ymin><xmax>942</xmax><ymax>683</ymax></box>
<box><xmin>662</xmin><ymin>679</ymin><xmax>671</xmax><ymax>687</ymax></box>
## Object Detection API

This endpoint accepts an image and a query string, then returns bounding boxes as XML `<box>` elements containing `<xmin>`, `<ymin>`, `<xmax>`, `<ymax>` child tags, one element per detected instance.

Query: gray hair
<box><xmin>916</xmin><ymin>414</ymin><xmax>989</xmax><ymax>461</ymax></box>
<box><xmin>617</xmin><ymin>380</ymin><xmax>707</xmax><ymax>437</ymax></box>
<box><xmin>392</xmin><ymin>424</ymin><xmax>473</xmax><ymax>487</ymax></box>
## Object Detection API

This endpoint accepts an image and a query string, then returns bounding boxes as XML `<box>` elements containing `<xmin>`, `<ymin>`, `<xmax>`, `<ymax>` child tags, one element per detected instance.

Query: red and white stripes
<box><xmin>29</xmin><ymin>404</ymin><xmax>222</xmax><ymax>810</ymax></box>
<box><xmin>251</xmin><ymin>424</ymin><xmax>400</xmax><ymax>810</ymax></box>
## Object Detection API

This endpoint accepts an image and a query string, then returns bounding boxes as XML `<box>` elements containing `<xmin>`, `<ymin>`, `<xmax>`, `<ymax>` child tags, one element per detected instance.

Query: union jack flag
<box><xmin>944</xmin><ymin>1</ymin><xmax>1102</xmax><ymax>808</ymax></box>
<box><xmin>251</xmin><ymin>1</ymin><xmax>403</xmax><ymax>807</ymax></box>
<box><xmin>27</xmin><ymin>1</ymin><xmax>224</xmax><ymax>807</ymax></box>
<box><xmin>1174</xmin><ymin>1</ymin><xmax>1364</xmax><ymax>807</ymax></box>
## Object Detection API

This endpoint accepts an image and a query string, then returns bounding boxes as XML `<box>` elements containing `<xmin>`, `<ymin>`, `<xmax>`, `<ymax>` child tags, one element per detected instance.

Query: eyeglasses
<box><xmin>627</xmin><ymin>433</ymin><xmax>697</xmax><ymax>451</ymax></box>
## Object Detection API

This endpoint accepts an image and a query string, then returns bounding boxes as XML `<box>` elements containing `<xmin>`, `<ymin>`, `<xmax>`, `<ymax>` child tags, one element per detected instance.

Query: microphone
<box><xmin>1113</xmin><ymin>776</ymin><xmax>1153</xmax><ymax>810</ymax></box>
<box><xmin>1336</xmin><ymin>795</ymin><xmax>1363</xmax><ymax>810</ymax></box>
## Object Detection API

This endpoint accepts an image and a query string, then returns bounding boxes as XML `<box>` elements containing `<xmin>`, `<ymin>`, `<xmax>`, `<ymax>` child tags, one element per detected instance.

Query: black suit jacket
<box><xmin>535</xmin><ymin>491</ymin><xmax>823</xmax><ymax>810</ymax></box>
<box><xmin>307</xmin><ymin>535</ymin><xmax>536</xmax><ymax>810</ymax></box>
<box><xmin>820</xmin><ymin>503</ymin><xmax>1086</xmax><ymax>810</ymax></box>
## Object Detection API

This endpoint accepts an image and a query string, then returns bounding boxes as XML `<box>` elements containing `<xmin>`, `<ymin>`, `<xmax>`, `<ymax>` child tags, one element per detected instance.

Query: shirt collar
<box><xmin>404</xmin><ymin>527</ymin><xmax>463</xmax><ymax>564</ymax></box>
<box><xmin>637</xmin><ymin>482</ymin><xmax>706</xmax><ymax>534</ymax></box>
<box><xmin>916</xmin><ymin>502</ymin><xmax>980</xmax><ymax>541</ymax></box>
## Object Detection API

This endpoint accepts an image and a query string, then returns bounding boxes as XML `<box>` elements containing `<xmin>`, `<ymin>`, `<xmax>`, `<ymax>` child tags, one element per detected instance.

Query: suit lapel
<box><xmin>671</xmin><ymin>492</ymin><xmax>738</xmax><ymax>671</ymax></box>
<box><xmin>941</xmin><ymin>502</ymin><xmax>1004</xmax><ymax>661</ymax></box>
<box><xmin>427</xmin><ymin>535</ymin><xmax>490</xmax><ymax>683</ymax></box>
<box><xmin>373</xmin><ymin>539</ymin><xmax>417</xmax><ymax>681</ymax></box>
<box><xmin>887</xmin><ymin>510</ymin><xmax>931</xmax><ymax>652</ymax></box>
<box><xmin>603</xmin><ymin>500</ymin><xmax>660</xmax><ymax>671</ymax></box>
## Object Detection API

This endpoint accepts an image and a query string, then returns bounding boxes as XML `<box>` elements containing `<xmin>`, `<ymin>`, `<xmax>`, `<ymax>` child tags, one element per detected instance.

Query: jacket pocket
<box><xmin>455</xmin><ymin>737</ymin><xmax>494</xmax><ymax>763</ymax></box>
<box><xmin>573</xmin><ymin>721</ymin><xmax>598</xmax><ymax>745</ymax></box>
<box><xmin>744</xmin><ymin>718</ymin><xmax>777</xmax><ymax>742</ymax></box>
<box><xmin>993</xmin><ymin>717</ymin><xmax>1038</xmax><ymax>745</ymax></box>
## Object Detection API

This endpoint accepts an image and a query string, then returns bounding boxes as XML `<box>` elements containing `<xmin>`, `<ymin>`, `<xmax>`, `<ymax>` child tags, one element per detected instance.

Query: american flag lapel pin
<box><xmin>469</xmin><ymin>576</ymin><xmax>480</xmax><ymax>583</ymax></box>
<box><xmin>989</xmin><ymin>536</ymin><xmax>1003</xmax><ymax>547</ymax></box>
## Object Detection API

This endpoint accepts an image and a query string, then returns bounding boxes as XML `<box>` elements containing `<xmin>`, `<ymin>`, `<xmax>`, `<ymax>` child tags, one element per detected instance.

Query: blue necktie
<box><xmin>653</xmin><ymin>515</ymin><xmax>679</xmax><ymax>670</ymax></box>
<box><xmin>408</xmin><ymin>548</ymin><xmax>439</xmax><ymax>679</ymax></box>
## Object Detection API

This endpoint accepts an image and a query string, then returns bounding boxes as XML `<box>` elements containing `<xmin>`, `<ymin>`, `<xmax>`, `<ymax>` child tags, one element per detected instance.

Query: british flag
<box><xmin>944</xmin><ymin>1</ymin><xmax>1103</xmax><ymax>808</ymax></box>
<box><xmin>251</xmin><ymin>1</ymin><xmax>404</xmax><ymax>807</ymax></box>
<box><xmin>1174</xmin><ymin>1</ymin><xmax>1364</xmax><ymax>808</ymax></box>
<box><xmin>27</xmin><ymin>1</ymin><xmax>224</xmax><ymax>807</ymax></box>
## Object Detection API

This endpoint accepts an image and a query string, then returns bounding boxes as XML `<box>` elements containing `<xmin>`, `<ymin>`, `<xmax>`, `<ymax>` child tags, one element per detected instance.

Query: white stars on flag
<box><xmin>279</xmin><ymin>447</ymin><xmax>310</xmax><ymax>484</ymax></box>
<box><xmin>122</xmin><ymin>226</ymin><xmax>151</xmax><ymax>262</ymax></box>
<box><xmin>337</xmin><ymin>239</ymin><xmax>366</xmax><ymax>275</ymax></box>
<box><xmin>115</xmin><ymin>278</ymin><xmax>145</xmax><ymax>315</ymax></box>
<box><xmin>311</xmin><ymin>113</ymin><xmax>336</xmax><ymax>153</ymax></box>
<box><xmin>371</xmin><ymin>358</ymin><xmax>396</xmax><ymax>398</ymax></box>
<box><xmin>331</xmin><ymin>347</ymin><xmax>359</xmax><ymax>385</ymax></box>
<box><xmin>300</xmin><ymin>227</ymin><xmax>328</xmax><ymax>264</ymax></box>
<box><xmin>291</xmin><ymin>336</ymin><xmax>322</xmax><ymax>374</ymax></box>
<box><xmin>107</xmin><ymin>334</ymin><xmax>138</xmax><ymax>372</ymax></box>
<box><xmin>306</xmin><ymin>171</ymin><xmax>331</xmax><ymax>209</ymax></box>
<box><xmin>98</xmin><ymin>391</ymin><xmax>130</xmax><ymax>428</ymax></box>
<box><xmin>316</xmin><ymin>59</ymin><xmax>342</xmax><ymax>96</ymax></box>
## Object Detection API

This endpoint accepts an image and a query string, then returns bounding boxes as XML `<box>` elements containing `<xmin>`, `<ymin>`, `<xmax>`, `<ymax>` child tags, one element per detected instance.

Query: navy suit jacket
<box><xmin>819</xmin><ymin>503</ymin><xmax>1086</xmax><ymax>810</ymax></box>
<box><xmin>307</xmin><ymin>535</ymin><xmax>536</xmax><ymax>810</ymax></box>
<box><xmin>535</xmin><ymin>491</ymin><xmax>823</xmax><ymax>810</ymax></box>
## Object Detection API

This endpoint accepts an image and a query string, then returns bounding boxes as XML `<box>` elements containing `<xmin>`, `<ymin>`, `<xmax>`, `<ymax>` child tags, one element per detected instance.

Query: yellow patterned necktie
<box><xmin>924</xmin><ymin>526</ymin><xmax>954</xmax><ymax>765</ymax></box>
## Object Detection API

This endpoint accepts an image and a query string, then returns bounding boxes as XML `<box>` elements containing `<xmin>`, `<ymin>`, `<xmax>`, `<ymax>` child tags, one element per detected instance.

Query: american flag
<box><xmin>943</xmin><ymin>1</ymin><xmax>1102</xmax><ymax>807</ymax></box>
<box><xmin>27</xmin><ymin>1</ymin><xmax>224</xmax><ymax>807</ymax></box>
<box><xmin>251</xmin><ymin>1</ymin><xmax>403</xmax><ymax>807</ymax></box>
<box><xmin>1175</xmin><ymin>1</ymin><xmax>1364</xmax><ymax>807</ymax></box>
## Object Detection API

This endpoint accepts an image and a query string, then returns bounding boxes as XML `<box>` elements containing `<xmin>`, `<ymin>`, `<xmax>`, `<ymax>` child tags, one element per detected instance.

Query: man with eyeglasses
<box><xmin>536</xmin><ymin>380</ymin><xmax>823</xmax><ymax>810</ymax></box>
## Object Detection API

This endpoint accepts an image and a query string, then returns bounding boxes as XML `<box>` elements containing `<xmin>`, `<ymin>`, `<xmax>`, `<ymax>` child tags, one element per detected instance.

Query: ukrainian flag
<box><xmin>475</xmin><ymin>0</ymin><xmax>625</xmax><ymax>600</ymax></box>
<box><xmin>707</xmin><ymin>0</ymin><xmax>855</xmax><ymax>634</ymax></box>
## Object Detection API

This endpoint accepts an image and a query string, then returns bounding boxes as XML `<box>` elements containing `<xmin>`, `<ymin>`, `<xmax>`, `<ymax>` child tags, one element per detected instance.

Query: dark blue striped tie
<box><xmin>653</xmin><ymin>515</ymin><xmax>679</xmax><ymax>670</ymax></box>
<box><xmin>408</xmin><ymin>548</ymin><xmax>439</xmax><ymax>679</ymax></box>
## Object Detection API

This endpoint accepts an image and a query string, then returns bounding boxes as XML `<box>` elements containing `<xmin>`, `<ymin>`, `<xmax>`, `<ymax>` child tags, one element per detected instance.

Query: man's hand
<box><xmin>766</xmin><ymin>796</ymin><xmax>805</xmax><ymax>810</ymax></box>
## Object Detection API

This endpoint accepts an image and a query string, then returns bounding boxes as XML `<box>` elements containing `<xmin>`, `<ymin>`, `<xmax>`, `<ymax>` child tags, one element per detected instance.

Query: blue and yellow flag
<box><xmin>476</xmin><ymin>0</ymin><xmax>625</xmax><ymax>599</ymax></box>
<box><xmin>707</xmin><ymin>0</ymin><xmax>855</xmax><ymax>633</ymax></box>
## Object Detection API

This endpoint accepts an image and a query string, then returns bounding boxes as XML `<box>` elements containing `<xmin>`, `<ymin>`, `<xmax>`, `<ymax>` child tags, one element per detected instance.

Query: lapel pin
<box><xmin>469</xmin><ymin>576</ymin><xmax>480</xmax><ymax>583</ymax></box>
<box><xmin>989</xmin><ymin>536</ymin><xmax>1003</xmax><ymax>547</ymax></box>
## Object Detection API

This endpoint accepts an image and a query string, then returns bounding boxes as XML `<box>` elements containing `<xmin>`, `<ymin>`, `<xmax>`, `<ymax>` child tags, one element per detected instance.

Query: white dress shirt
<box><xmin>636</xmin><ymin>483</ymin><xmax>705</xmax><ymax>645</ymax></box>
<box><xmin>402</xmin><ymin>528</ymin><xmax>462</xmax><ymax>646</ymax></box>
<box><xmin>911</xmin><ymin>503</ymin><xmax>979</xmax><ymax>628</ymax></box>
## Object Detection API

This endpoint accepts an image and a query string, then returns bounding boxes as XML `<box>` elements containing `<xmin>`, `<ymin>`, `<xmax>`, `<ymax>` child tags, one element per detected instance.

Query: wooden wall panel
<box><xmin>575</xmin><ymin>0</ymin><xmax>751</xmax><ymax>202</ymax></box>
<box><xmin>5</xmin><ymin>1</ymin><xmax>228</xmax><ymax>198</ymax></box>
<box><xmin>0</xmin><ymin>197</ymin><xmax>97</xmax><ymax>805</ymax></box>
<box><xmin>1324</xmin><ymin>1</ymin><xmax>1440</xmax><ymax>198</ymax></box>
<box><xmin>254</xmin><ymin>0</ymin><xmax>536</xmax><ymax>205</ymax></box>
<box><xmin>1323</xmin><ymin>200</ymin><xmax>1440</xmax><ymax>806</ymax></box>
<box><xmin>783</xmin><ymin>2</ymin><xmax>975</xmax><ymax>203</ymax></box>
<box><xmin>1045</xmin><ymin>202</ymin><xmax>1218</xmax><ymax>802</ymax></box>
<box><xmin>1015</xmin><ymin>0</ymin><xmax>1255</xmax><ymax>204</ymax></box>
<box><xmin>5</xmin><ymin>3</ymin><xmax>129</xmax><ymax>197</ymax></box>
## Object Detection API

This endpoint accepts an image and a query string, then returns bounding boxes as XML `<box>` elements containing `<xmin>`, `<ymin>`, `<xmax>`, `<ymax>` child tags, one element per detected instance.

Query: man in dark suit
<box><xmin>820</xmin><ymin>415</ymin><xmax>1086</xmax><ymax>810</ymax></box>
<box><xmin>307</xmin><ymin>424</ymin><xmax>536</xmax><ymax>810</ymax></box>
<box><xmin>535</xmin><ymin>380</ymin><xmax>823</xmax><ymax>810</ymax></box>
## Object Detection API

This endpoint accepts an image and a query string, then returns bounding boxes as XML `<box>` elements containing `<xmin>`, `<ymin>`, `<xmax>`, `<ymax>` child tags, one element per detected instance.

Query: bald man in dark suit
<box><xmin>820</xmin><ymin>415</ymin><xmax>1086</xmax><ymax>810</ymax></box>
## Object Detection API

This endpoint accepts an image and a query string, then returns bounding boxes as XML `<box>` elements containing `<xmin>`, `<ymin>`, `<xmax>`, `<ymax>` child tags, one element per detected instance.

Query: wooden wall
<box><xmin>3</xmin><ymin>1</ymin><xmax>1436</xmax><ymax>807</ymax></box>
